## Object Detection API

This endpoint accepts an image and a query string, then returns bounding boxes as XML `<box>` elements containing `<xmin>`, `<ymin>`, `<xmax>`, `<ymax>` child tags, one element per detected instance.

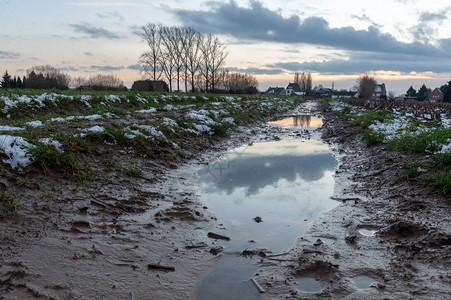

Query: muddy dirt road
<box><xmin>1</xmin><ymin>101</ymin><xmax>450</xmax><ymax>299</ymax></box>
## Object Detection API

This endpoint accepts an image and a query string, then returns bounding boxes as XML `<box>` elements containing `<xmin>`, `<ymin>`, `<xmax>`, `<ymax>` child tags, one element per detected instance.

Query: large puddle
<box><xmin>192</xmin><ymin>115</ymin><xmax>338</xmax><ymax>299</ymax></box>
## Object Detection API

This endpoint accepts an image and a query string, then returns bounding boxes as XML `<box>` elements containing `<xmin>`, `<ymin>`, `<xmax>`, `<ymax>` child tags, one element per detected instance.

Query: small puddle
<box><xmin>192</xmin><ymin>113</ymin><xmax>337</xmax><ymax>299</ymax></box>
<box><xmin>296</xmin><ymin>277</ymin><xmax>323</xmax><ymax>293</ymax></box>
<box><xmin>352</xmin><ymin>276</ymin><xmax>377</xmax><ymax>289</ymax></box>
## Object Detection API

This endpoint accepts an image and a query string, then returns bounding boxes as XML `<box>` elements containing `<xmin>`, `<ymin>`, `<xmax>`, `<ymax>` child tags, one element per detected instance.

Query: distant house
<box><xmin>354</xmin><ymin>83</ymin><xmax>387</xmax><ymax>100</ymax></box>
<box><xmin>372</xmin><ymin>83</ymin><xmax>387</xmax><ymax>100</ymax></box>
<box><xmin>316</xmin><ymin>88</ymin><xmax>333</xmax><ymax>98</ymax></box>
<box><xmin>265</xmin><ymin>87</ymin><xmax>286</xmax><ymax>95</ymax></box>
<box><xmin>285</xmin><ymin>83</ymin><xmax>301</xmax><ymax>96</ymax></box>
<box><xmin>425</xmin><ymin>88</ymin><xmax>444</xmax><ymax>103</ymax></box>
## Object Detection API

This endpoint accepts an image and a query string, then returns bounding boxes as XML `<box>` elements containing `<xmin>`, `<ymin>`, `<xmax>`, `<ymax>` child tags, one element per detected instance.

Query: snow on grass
<box><xmin>368</xmin><ymin>119</ymin><xmax>412</xmax><ymax>141</ymax></box>
<box><xmin>86</xmin><ymin>125</ymin><xmax>105</xmax><ymax>133</ymax></box>
<box><xmin>194</xmin><ymin>124</ymin><xmax>213</xmax><ymax>134</ymax></box>
<box><xmin>222</xmin><ymin>117</ymin><xmax>235</xmax><ymax>124</ymax></box>
<box><xmin>39</xmin><ymin>138</ymin><xmax>63</xmax><ymax>152</ymax></box>
<box><xmin>26</xmin><ymin>120</ymin><xmax>43</xmax><ymax>128</ymax></box>
<box><xmin>135</xmin><ymin>107</ymin><xmax>157</xmax><ymax>114</ymax></box>
<box><xmin>162</xmin><ymin>117</ymin><xmax>178</xmax><ymax>127</ymax></box>
<box><xmin>133</xmin><ymin>124</ymin><xmax>164</xmax><ymax>137</ymax></box>
<box><xmin>438</xmin><ymin>140</ymin><xmax>451</xmax><ymax>153</ymax></box>
<box><xmin>187</xmin><ymin>110</ymin><xmax>217</xmax><ymax>125</ymax></box>
<box><xmin>0</xmin><ymin>125</ymin><xmax>24</xmax><ymax>132</ymax></box>
<box><xmin>0</xmin><ymin>135</ymin><xmax>35</xmax><ymax>169</ymax></box>
<box><xmin>105</xmin><ymin>95</ymin><xmax>122</xmax><ymax>102</ymax></box>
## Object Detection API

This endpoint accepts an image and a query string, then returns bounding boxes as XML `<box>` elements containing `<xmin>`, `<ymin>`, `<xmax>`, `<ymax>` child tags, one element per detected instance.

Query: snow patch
<box><xmin>0</xmin><ymin>135</ymin><xmax>35</xmax><ymax>169</ymax></box>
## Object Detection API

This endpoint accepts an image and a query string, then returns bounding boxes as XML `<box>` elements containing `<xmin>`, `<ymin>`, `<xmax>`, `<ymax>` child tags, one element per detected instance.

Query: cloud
<box><xmin>58</xmin><ymin>66</ymin><xmax>80</xmax><ymax>72</ymax></box>
<box><xmin>265</xmin><ymin>52</ymin><xmax>451</xmax><ymax>75</ymax></box>
<box><xmin>127</xmin><ymin>64</ymin><xmax>143</xmax><ymax>70</ymax></box>
<box><xmin>0</xmin><ymin>50</ymin><xmax>20</xmax><ymax>59</ymax></box>
<box><xmin>70</xmin><ymin>23</ymin><xmax>122</xmax><ymax>39</ymax></box>
<box><xmin>173</xmin><ymin>1</ymin><xmax>450</xmax><ymax>58</ymax></box>
<box><xmin>84</xmin><ymin>52</ymin><xmax>93</xmax><ymax>56</ymax></box>
<box><xmin>226</xmin><ymin>66</ymin><xmax>284</xmax><ymax>75</ymax></box>
<box><xmin>91</xmin><ymin>65</ymin><xmax>124</xmax><ymax>71</ymax></box>
<box><xmin>96</xmin><ymin>11</ymin><xmax>125</xmax><ymax>22</ymax></box>
<box><xmin>410</xmin><ymin>10</ymin><xmax>447</xmax><ymax>43</ymax></box>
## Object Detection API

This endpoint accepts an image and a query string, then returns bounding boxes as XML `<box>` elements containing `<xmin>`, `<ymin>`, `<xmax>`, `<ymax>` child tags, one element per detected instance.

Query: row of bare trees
<box><xmin>72</xmin><ymin>74</ymin><xmax>126</xmax><ymax>91</ymax></box>
<box><xmin>210</xmin><ymin>70</ymin><xmax>258</xmax><ymax>94</ymax></box>
<box><xmin>139</xmin><ymin>24</ymin><xmax>229</xmax><ymax>93</ymax></box>
<box><xmin>294</xmin><ymin>72</ymin><xmax>312</xmax><ymax>92</ymax></box>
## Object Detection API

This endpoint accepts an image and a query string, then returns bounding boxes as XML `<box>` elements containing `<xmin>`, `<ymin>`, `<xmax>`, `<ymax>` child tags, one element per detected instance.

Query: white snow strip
<box><xmin>222</xmin><ymin>117</ymin><xmax>235</xmax><ymax>124</ymax></box>
<box><xmin>0</xmin><ymin>125</ymin><xmax>24</xmax><ymax>132</ymax></box>
<box><xmin>26</xmin><ymin>120</ymin><xmax>43</xmax><ymax>128</ymax></box>
<box><xmin>136</xmin><ymin>107</ymin><xmax>157</xmax><ymax>113</ymax></box>
<box><xmin>86</xmin><ymin>125</ymin><xmax>105</xmax><ymax>132</ymax></box>
<box><xmin>0</xmin><ymin>135</ymin><xmax>35</xmax><ymax>169</ymax></box>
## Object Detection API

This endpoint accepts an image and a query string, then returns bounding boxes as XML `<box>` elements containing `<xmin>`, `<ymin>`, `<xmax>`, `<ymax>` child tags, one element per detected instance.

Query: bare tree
<box><xmin>357</xmin><ymin>74</ymin><xmax>377</xmax><ymax>99</ymax></box>
<box><xmin>306</xmin><ymin>73</ymin><xmax>312</xmax><ymax>92</ymax></box>
<box><xmin>300</xmin><ymin>72</ymin><xmax>306</xmax><ymax>92</ymax></box>
<box><xmin>201</xmin><ymin>34</ymin><xmax>227</xmax><ymax>93</ymax></box>
<box><xmin>183</xmin><ymin>28</ymin><xmax>202</xmax><ymax>92</ymax></box>
<box><xmin>86</xmin><ymin>74</ymin><xmax>125</xmax><ymax>90</ymax></box>
<box><xmin>139</xmin><ymin>23</ymin><xmax>163</xmax><ymax>83</ymax></box>
<box><xmin>294</xmin><ymin>72</ymin><xmax>300</xmax><ymax>85</ymax></box>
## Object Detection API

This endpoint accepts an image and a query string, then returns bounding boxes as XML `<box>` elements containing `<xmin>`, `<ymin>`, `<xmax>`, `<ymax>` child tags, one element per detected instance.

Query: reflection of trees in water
<box><xmin>293</xmin><ymin>115</ymin><xmax>311</xmax><ymax>127</ymax></box>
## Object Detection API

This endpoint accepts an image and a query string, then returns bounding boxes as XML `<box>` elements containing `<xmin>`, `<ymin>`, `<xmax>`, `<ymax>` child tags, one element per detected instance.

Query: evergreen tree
<box><xmin>17</xmin><ymin>77</ymin><xmax>23</xmax><ymax>88</ymax></box>
<box><xmin>441</xmin><ymin>81</ymin><xmax>451</xmax><ymax>103</ymax></box>
<box><xmin>1</xmin><ymin>70</ymin><xmax>12</xmax><ymax>88</ymax></box>
<box><xmin>417</xmin><ymin>84</ymin><xmax>431</xmax><ymax>101</ymax></box>
<box><xmin>12</xmin><ymin>76</ymin><xmax>17</xmax><ymax>88</ymax></box>
<box><xmin>406</xmin><ymin>86</ymin><xmax>416</xmax><ymax>97</ymax></box>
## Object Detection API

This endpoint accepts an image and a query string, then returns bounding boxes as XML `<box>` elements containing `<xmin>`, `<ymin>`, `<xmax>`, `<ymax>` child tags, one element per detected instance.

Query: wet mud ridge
<box><xmin>257</xmin><ymin>103</ymin><xmax>451</xmax><ymax>299</ymax></box>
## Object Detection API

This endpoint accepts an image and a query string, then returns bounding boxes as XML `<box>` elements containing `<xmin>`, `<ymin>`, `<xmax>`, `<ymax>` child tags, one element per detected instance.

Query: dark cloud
<box><xmin>173</xmin><ymin>1</ymin><xmax>450</xmax><ymax>58</ymax></box>
<box><xmin>70</xmin><ymin>23</ymin><xmax>122</xmax><ymax>39</ymax></box>
<box><xmin>226</xmin><ymin>66</ymin><xmax>284</xmax><ymax>75</ymax></box>
<box><xmin>84</xmin><ymin>52</ymin><xmax>93</xmax><ymax>56</ymax></box>
<box><xmin>90</xmin><ymin>65</ymin><xmax>124</xmax><ymax>71</ymax></box>
<box><xmin>0</xmin><ymin>50</ymin><xmax>20</xmax><ymax>59</ymax></box>
<box><xmin>265</xmin><ymin>52</ymin><xmax>451</xmax><ymax>75</ymax></box>
<box><xmin>130</xmin><ymin>25</ymin><xmax>142</xmax><ymax>36</ymax></box>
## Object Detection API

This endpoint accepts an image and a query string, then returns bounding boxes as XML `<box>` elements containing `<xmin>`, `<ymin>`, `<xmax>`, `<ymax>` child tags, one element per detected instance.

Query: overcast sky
<box><xmin>1</xmin><ymin>0</ymin><xmax>450</xmax><ymax>94</ymax></box>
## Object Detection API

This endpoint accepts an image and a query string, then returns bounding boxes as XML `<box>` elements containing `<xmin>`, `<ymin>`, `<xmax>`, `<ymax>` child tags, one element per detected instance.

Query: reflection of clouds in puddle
<box><xmin>230</xmin><ymin>219</ymin><xmax>245</xmax><ymax>226</ymax></box>
<box><xmin>231</xmin><ymin>139</ymin><xmax>330</xmax><ymax>157</ymax></box>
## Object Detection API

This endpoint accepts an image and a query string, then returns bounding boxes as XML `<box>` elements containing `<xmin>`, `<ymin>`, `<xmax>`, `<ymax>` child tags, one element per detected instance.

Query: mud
<box><xmin>1</xmin><ymin>100</ymin><xmax>450</xmax><ymax>299</ymax></box>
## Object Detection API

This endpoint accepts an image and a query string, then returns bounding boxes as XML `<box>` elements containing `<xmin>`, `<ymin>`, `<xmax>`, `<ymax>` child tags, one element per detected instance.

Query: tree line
<box><xmin>406</xmin><ymin>82</ymin><xmax>451</xmax><ymax>102</ymax></box>
<box><xmin>0</xmin><ymin>66</ymin><xmax>126</xmax><ymax>91</ymax></box>
<box><xmin>139</xmin><ymin>24</ymin><xmax>258</xmax><ymax>93</ymax></box>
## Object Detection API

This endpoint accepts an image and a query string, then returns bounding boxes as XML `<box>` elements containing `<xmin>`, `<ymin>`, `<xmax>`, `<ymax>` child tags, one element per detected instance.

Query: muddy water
<box><xmin>192</xmin><ymin>115</ymin><xmax>337</xmax><ymax>299</ymax></box>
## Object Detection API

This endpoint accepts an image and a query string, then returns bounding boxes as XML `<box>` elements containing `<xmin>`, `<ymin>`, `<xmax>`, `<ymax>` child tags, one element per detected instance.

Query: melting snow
<box><xmin>0</xmin><ymin>125</ymin><xmax>24</xmax><ymax>132</ymax></box>
<box><xmin>0</xmin><ymin>135</ymin><xmax>35</xmax><ymax>169</ymax></box>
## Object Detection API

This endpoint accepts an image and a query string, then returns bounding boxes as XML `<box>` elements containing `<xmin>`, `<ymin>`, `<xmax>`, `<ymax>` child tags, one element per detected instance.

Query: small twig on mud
<box><xmin>156</xmin><ymin>274</ymin><xmax>162</xmax><ymax>285</ymax></box>
<box><xmin>130</xmin><ymin>291</ymin><xmax>134</xmax><ymax>300</ymax></box>
<box><xmin>250</xmin><ymin>278</ymin><xmax>265</xmax><ymax>293</ymax></box>
<box><xmin>207</xmin><ymin>232</ymin><xmax>231</xmax><ymax>241</ymax></box>
<box><xmin>265</xmin><ymin>258</ymin><xmax>298</xmax><ymax>262</ymax></box>
<box><xmin>148</xmin><ymin>264</ymin><xmax>175</xmax><ymax>271</ymax></box>
<box><xmin>330</xmin><ymin>197</ymin><xmax>361</xmax><ymax>202</ymax></box>
<box><xmin>265</xmin><ymin>251</ymin><xmax>290</xmax><ymax>258</ymax></box>
<box><xmin>370</xmin><ymin>167</ymin><xmax>391</xmax><ymax>177</ymax></box>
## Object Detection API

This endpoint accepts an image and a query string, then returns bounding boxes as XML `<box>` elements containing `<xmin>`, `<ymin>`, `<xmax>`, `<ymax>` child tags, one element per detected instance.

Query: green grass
<box><xmin>421</xmin><ymin>170</ymin><xmax>451</xmax><ymax>195</ymax></box>
<box><xmin>121</xmin><ymin>165</ymin><xmax>143</xmax><ymax>178</ymax></box>
<box><xmin>400</xmin><ymin>162</ymin><xmax>424</xmax><ymax>180</ymax></box>
<box><xmin>0</xmin><ymin>191</ymin><xmax>20</xmax><ymax>219</ymax></box>
<box><xmin>387</xmin><ymin>127</ymin><xmax>451</xmax><ymax>154</ymax></box>
<box><xmin>29</xmin><ymin>142</ymin><xmax>77</xmax><ymax>174</ymax></box>
<box><xmin>351</xmin><ymin>110</ymin><xmax>393</xmax><ymax>129</ymax></box>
